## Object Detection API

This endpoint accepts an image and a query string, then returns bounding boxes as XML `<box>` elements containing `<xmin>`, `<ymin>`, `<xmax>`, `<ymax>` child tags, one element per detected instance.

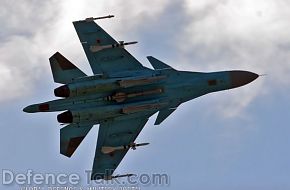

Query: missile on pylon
<box><xmin>54</xmin><ymin>75</ymin><xmax>165</xmax><ymax>98</ymax></box>
<box><xmin>101</xmin><ymin>143</ymin><xmax>150</xmax><ymax>154</ymax></box>
<box><xmin>107</xmin><ymin>88</ymin><xmax>163</xmax><ymax>103</ymax></box>
<box><xmin>90</xmin><ymin>41</ymin><xmax>138</xmax><ymax>52</ymax></box>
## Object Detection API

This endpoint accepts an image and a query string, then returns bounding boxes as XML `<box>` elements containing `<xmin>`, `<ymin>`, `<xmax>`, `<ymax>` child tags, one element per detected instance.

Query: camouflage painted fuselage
<box><xmin>24</xmin><ymin>67</ymin><xmax>258</xmax><ymax>126</ymax></box>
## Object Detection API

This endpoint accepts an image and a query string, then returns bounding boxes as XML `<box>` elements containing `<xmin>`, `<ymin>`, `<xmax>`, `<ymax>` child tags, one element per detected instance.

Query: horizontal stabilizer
<box><xmin>50</xmin><ymin>52</ymin><xmax>86</xmax><ymax>84</ymax></box>
<box><xmin>154</xmin><ymin>108</ymin><xmax>177</xmax><ymax>125</ymax></box>
<box><xmin>60</xmin><ymin>124</ymin><xmax>94</xmax><ymax>157</ymax></box>
<box><xmin>147</xmin><ymin>56</ymin><xmax>174</xmax><ymax>70</ymax></box>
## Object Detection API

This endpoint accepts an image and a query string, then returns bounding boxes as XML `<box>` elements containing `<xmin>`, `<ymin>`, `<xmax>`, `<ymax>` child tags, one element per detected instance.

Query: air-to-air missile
<box><xmin>90</xmin><ymin>41</ymin><xmax>138</xmax><ymax>53</ymax></box>
<box><xmin>84</xmin><ymin>15</ymin><xmax>115</xmax><ymax>22</ymax></box>
<box><xmin>101</xmin><ymin>143</ymin><xmax>150</xmax><ymax>154</ymax></box>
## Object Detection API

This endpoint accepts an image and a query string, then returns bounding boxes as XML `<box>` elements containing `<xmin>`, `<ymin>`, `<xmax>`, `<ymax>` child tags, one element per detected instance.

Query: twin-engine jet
<box><xmin>23</xmin><ymin>15</ymin><xmax>259</xmax><ymax>180</ymax></box>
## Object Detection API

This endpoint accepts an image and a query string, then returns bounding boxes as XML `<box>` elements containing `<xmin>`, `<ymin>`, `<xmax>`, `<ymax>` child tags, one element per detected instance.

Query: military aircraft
<box><xmin>23</xmin><ymin>15</ymin><xmax>259</xmax><ymax>180</ymax></box>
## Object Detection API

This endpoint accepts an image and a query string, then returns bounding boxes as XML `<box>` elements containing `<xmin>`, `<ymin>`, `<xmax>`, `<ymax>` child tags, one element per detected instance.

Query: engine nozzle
<box><xmin>57</xmin><ymin>111</ymin><xmax>73</xmax><ymax>123</ymax></box>
<box><xmin>54</xmin><ymin>85</ymin><xmax>70</xmax><ymax>97</ymax></box>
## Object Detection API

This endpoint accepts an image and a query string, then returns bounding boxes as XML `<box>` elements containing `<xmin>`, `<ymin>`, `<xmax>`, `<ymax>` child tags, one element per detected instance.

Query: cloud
<box><xmin>0</xmin><ymin>0</ymin><xmax>173</xmax><ymax>103</ymax></box>
<box><xmin>111</xmin><ymin>0</ymin><xmax>290</xmax><ymax>118</ymax></box>
<box><xmin>180</xmin><ymin>0</ymin><xmax>290</xmax><ymax>76</ymax></box>
<box><xmin>1</xmin><ymin>0</ymin><xmax>289</xmax><ymax>117</ymax></box>
<box><xmin>0</xmin><ymin>0</ymin><xmax>62</xmax><ymax>102</ymax></box>
<box><xmin>0</xmin><ymin>0</ymin><xmax>58</xmax><ymax>39</ymax></box>
<box><xmin>177</xmin><ymin>0</ymin><xmax>290</xmax><ymax>117</ymax></box>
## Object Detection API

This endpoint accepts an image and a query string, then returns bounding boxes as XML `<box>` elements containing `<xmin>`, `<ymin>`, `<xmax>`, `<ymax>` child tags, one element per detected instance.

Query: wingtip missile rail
<box><xmin>104</xmin><ymin>174</ymin><xmax>135</xmax><ymax>180</ymax></box>
<box><xmin>111</xmin><ymin>174</ymin><xmax>135</xmax><ymax>179</ymax></box>
<box><xmin>84</xmin><ymin>15</ymin><xmax>114</xmax><ymax>22</ymax></box>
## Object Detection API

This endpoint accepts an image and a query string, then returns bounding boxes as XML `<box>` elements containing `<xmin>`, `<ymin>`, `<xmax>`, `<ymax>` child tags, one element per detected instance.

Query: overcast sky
<box><xmin>1</xmin><ymin>0</ymin><xmax>290</xmax><ymax>189</ymax></box>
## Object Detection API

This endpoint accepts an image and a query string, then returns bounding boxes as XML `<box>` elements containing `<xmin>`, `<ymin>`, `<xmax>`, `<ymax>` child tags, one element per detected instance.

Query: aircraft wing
<box><xmin>73</xmin><ymin>19</ymin><xmax>149</xmax><ymax>75</ymax></box>
<box><xmin>91</xmin><ymin>115</ymin><xmax>153</xmax><ymax>180</ymax></box>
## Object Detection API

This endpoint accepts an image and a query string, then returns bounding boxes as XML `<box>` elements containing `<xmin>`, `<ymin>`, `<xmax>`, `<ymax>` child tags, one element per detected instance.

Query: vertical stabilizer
<box><xmin>49</xmin><ymin>52</ymin><xmax>86</xmax><ymax>84</ymax></box>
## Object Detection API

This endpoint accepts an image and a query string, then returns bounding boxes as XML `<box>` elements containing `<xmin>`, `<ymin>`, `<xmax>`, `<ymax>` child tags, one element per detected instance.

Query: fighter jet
<box><xmin>23</xmin><ymin>15</ymin><xmax>259</xmax><ymax>180</ymax></box>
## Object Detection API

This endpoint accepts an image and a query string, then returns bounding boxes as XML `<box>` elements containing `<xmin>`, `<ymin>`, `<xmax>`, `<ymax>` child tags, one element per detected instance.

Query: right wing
<box><xmin>91</xmin><ymin>114</ymin><xmax>154</xmax><ymax>180</ymax></box>
<box><xmin>73</xmin><ymin>19</ymin><xmax>149</xmax><ymax>75</ymax></box>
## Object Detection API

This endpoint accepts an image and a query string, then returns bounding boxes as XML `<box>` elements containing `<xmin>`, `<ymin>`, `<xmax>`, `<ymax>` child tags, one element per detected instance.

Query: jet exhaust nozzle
<box><xmin>54</xmin><ymin>85</ymin><xmax>70</xmax><ymax>97</ymax></box>
<box><xmin>57</xmin><ymin>111</ymin><xmax>73</xmax><ymax>123</ymax></box>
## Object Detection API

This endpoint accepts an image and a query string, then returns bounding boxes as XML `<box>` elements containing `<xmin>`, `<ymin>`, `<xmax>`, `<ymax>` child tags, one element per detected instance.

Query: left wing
<box><xmin>73</xmin><ymin>18</ymin><xmax>149</xmax><ymax>75</ymax></box>
<box><xmin>91</xmin><ymin>115</ymin><xmax>153</xmax><ymax>180</ymax></box>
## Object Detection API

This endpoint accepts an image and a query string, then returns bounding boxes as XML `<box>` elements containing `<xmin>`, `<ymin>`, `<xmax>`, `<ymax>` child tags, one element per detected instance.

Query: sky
<box><xmin>1</xmin><ymin>0</ymin><xmax>290</xmax><ymax>189</ymax></box>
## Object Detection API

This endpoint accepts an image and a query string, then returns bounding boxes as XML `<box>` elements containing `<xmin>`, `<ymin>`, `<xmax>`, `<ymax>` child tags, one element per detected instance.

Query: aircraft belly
<box><xmin>62</xmin><ymin>99</ymin><xmax>167</xmax><ymax>124</ymax></box>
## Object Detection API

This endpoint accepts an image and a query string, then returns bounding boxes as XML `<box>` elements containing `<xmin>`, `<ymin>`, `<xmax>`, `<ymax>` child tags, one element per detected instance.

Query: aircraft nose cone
<box><xmin>230</xmin><ymin>71</ymin><xmax>259</xmax><ymax>88</ymax></box>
